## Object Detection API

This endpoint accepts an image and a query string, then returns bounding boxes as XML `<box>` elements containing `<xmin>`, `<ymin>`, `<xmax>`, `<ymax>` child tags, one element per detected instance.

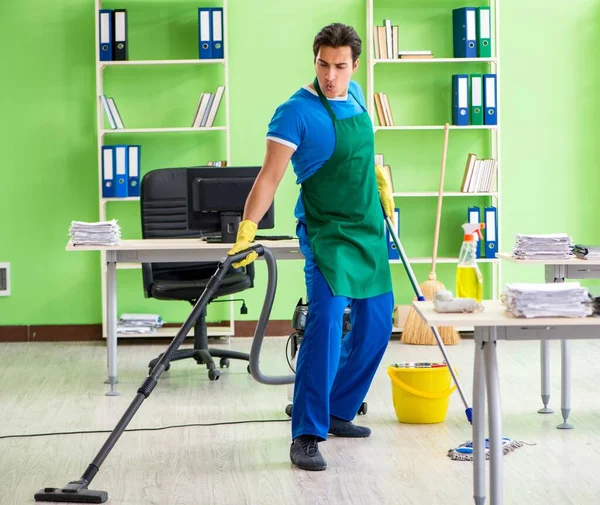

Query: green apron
<box><xmin>301</xmin><ymin>78</ymin><xmax>392</xmax><ymax>299</ymax></box>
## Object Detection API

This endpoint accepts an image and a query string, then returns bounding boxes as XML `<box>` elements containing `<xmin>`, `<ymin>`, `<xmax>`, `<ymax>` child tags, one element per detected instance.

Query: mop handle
<box><xmin>384</xmin><ymin>216</ymin><xmax>473</xmax><ymax>421</ymax></box>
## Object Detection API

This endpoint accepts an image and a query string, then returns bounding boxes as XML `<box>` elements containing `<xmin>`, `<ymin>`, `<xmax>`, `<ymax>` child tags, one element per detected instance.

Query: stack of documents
<box><xmin>573</xmin><ymin>244</ymin><xmax>600</xmax><ymax>260</ymax></box>
<box><xmin>503</xmin><ymin>282</ymin><xmax>592</xmax><ymax>318</ymax></box>
<box><xmin>512</xmin><ymin>233</ymin><xmax>572</xmax><ymax>260</ymax></box>
<box><xmin>69</xmin><ymin>220</ymin><xmax>121</xmax><ymax>246</ymax></box>
<box><xmin>117</xmin><ymin>313</ymin><xmax>164</xmax><ymax>335</ymax></box>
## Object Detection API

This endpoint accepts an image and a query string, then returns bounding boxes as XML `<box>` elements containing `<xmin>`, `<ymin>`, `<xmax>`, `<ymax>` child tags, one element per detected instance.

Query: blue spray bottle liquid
<box><xmin>456</xmin><ymin>223</ymin><xmax>485</xmax><ymax>302</ymax></box>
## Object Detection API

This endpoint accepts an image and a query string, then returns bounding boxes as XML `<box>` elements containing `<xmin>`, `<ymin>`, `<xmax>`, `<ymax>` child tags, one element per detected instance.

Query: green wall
<box><xmin>2</xmin><ymin>0</ymin><xmax>600</xmax><ymax>326</ymax></box>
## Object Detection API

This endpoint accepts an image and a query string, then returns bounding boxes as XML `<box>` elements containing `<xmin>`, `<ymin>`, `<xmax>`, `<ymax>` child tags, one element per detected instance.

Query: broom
<box><xmin>401</xmin><ymin>123</ymin><xmax>460</xmax><ymax>345</ymax></box>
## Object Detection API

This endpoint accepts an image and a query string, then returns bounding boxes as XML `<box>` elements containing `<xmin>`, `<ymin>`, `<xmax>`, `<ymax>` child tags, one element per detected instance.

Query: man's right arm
<box><xmin>242</xmin><ymin>139</ymin><xmax>295</xmax><ymax>224</ymax></box>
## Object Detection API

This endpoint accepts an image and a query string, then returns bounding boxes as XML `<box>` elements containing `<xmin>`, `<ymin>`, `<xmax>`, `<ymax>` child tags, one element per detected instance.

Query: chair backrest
<box><xmin>140</xmin><ymin>168</ymin><xmax>254</xmax><ymax>296</ymax></box>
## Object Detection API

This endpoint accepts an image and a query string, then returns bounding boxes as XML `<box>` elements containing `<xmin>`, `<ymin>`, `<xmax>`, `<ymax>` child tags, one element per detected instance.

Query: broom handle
<box><xmin>431</xmin><ymin>123</ymin><xmax>450</xmax><ymax>277</ymax></box>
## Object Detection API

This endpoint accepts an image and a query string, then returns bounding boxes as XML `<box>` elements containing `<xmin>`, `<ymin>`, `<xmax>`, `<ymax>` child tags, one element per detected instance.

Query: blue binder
<box><xmin>452</xmin><ymin>74</ymin><xmax>469</xmax><ymax>126</ymax></box>
<box><xmin>386</xmin><ymin>208</ymin><xmax>400</xmax><ymax>260</ymax></box>
<box><xmin>468</xmin><ymin>206</ymin><xmax>482</xmax><ymax>258</ymax></box>
<box><xmin>114</xmin><ymin>145</ymin><xmax>128</xmax><ymax>198</ymax></box>
<box><xmin>484</xmin><ymin>206</ymin><xmax>498</xmax><ymax>258</ymax></box>
<box><xmin>198</xmin><ymin>8</ymin><xmax>212</xmax><ymax>59</ymax></box>
<box><xmin>127</xmin><ymin>145</ymin><xmax>140</xmax><ymax>197</ymax></box>
<box><xmin>102</xmin><ymin>146</ymin><xmax>115</xmax><ymax>198</ymax></box>
<box><xmin>211</xmin><ymin>8</ymin><xmax>224</xmax><ymax>59</ymax></box>
<box><xmin>453</xmin><ymin>7</ymin><xmax>477</xmax><ymax>58</ymax></box>
<box><xmin>483</xmin><ymin>74</ymin><xmax>498</xmax><ymax>126</ymax></box>
<box><xmin>99</xmin><ymin>9</ymin><xmax>113</xmax><ymax>62</ymax></box>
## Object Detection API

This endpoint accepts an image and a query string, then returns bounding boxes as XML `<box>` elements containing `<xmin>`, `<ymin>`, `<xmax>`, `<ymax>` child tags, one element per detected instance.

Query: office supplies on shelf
<box><xmin>511</xmin><ymin>233</ymin><xmax>573</xmax><ymax>260</ymax></box>
<box><xmin>484</xmin><ymin>206</ymin><xmax>498</xmax><ymax>258</ymax></box>
<box><xmin>127</xmin><ymin>145</ymin><xmax>140</xmax><ymax>197</ymax></box>
<box><xmin>468</xmin><ymin>206</ymin><xmax>482</xmax><ymax>258</ymax></box>
<box><xmin>112</xmin><ymin>9</ymin><xmax>128</xmax><ymax>60</ymax></box>
<box><xmin>477</xmin><ymin>7</ymin><xmax>492</xmax><ymax>57</ymax></box>
<box><xmin>106</xmin><ymin>97</ymin><xmax>125</xmax><ymax>128</ymax></box>
<box><xmin>483</xmin><ymin>73</ymin><xmax>497</xmax><ymax>125</ymax></box>
<box><xmin>573</xmin><ymin>244</ymin><xmax>600</xmax><ymax>260</ymax></box>
<box><xmin>100</xmin><ymin>95</ymin><xmax>117</xmax><ymax>129</ymax></box>
<box><xmin>114</xmin><ymin>145</ymin><xmax>128</xmax><ymax>198</ymax></box>
<box><xmin>102</xmin><ymin>146</ymin><xmax>116</xmax><ymax>197</ymax></box>
<box><xmin>198</xmin><ymin>8</ymin><xmax>212</xmax><ymax>59</ymax></box>
<box><xmin>69</xmin><ymin>220</ymin><xmax>121</xmax><ymax>246</ymax></box>
<box><xmin>99</xmin><ymin>9</ymin><xmax>113</xmax><ymax>61</ymax></box>
<box><xmin>374</xmin><ymin>92</ymin><xmax>393</xmax><ymax>126</ymax></box>
<box><xmin>452</xmin><ymin>74</ymin><xmax>469</xmax><ymax>126</ymax></box>
<box><xmin>372</xmin><ymin>20</ymin><xmax>398</xmax><ymax>59</ymax></box>
<box><xmin>386</xmin><ymin>208</ymin><xmax>400</xmax><ymax>259</ymax></box>
<box><xmin>461</xmin><ymin>154</ymin><xmax>497</xmax><ymax>193</ymax></box>
<box><xmin>452</xmin><ymin>7</ymin><xmax>477</xmax><ymax>58</ymax></box>
<box><xmin>398</xmin><ymin>51</ymin><xmax>433</xmax><ymax>59</ymax></box>
<box><xmin>470</xmin><ymin>74</ymin><xmax>483</xmax><ymax>125</ymax></box>
<box><xmin>211</xmin><ymin>7</ymin><xmax>224</xmax><ymax>59</ymax></box>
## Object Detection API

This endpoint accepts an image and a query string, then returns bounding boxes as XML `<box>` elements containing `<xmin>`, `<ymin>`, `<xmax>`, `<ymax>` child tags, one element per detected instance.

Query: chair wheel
<box><xmin>208</xmin><ymin>369</ymin><xmax>220</xmax><ymax>381</ymax></box>
<box><xmin>358</xmin><ymin>402</ymin><xmax>368</xmax><ymax>416</ymax></box>
<box><xmin>220</xmin><ymin>358</ymin><xmax>230</xmax><ymax>368</ymax></box>
<box><xmin>247</xmin><ymin>365</ymin><xmax>251</xmax><ymax>374</ymax></box>
<box><xmin>285</xmin><ymin>404</ymin><xmax>293</xmax><ymax>417</ymax></box>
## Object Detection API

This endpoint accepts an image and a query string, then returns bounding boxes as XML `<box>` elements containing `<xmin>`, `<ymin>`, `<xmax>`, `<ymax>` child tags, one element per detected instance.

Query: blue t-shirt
<box><xmin>266</xmin><ymin>80</ymin><xmax>367</xmax><ymax>222</ymax></box>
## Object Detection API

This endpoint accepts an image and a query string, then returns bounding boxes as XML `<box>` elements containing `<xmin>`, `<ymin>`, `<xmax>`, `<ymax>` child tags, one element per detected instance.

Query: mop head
<box><xmin>447</xmin><ymin>437</ymin><xmax>525</xmax><ymax>461</ymax></box>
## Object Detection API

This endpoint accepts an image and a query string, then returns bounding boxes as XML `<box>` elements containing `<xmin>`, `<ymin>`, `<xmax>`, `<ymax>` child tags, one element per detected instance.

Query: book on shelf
<box><xmin>373</xmin><ymin>20</ymin><xmax>398</xmax><ymax>59</ymax></box>
<box><xmin>398</xmin><ymin>51</ymin><xmax>433</xmax><ymax>60</ymax></box>
<box><xmin>207</xmin><ymin>160</ymin><xmax>227</xmax><ymax>167</ymax></box>
<box><xmin>101</xmin><ymin>94</ymin><xmax>125</xmax><ymax>129</ymax></box>
<box><xmin>373</xmin><ymin>93</ymin><xmax>394</xmax><ymax>126</ymax></box>
<box><xmin>460</xmin><ymin>153</ymin><xmax>497</xmax><ymax>193</ymax></box>
<box><xmin>192</xmin><ymin>85</ymin><xmax>225</xmax><ymax>127</ymax></box>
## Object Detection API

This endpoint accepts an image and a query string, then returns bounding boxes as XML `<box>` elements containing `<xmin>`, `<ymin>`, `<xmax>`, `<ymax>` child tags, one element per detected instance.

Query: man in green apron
<box><xmin>228</xmin><ymin>23</ymin><xmax>395</xmax><ymax>471</ymax></box>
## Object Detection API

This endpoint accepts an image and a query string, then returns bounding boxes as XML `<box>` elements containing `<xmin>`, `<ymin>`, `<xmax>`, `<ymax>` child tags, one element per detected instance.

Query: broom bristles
<box><xmin>401</xmin><ymin>278</ymin><xmax>461</xmax><ymax>346</ymax></box>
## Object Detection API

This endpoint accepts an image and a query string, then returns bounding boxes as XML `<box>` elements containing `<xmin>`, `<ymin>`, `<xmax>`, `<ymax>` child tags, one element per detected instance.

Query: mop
<box><xmin>384</xmin><ymin>217</ymin><xmax>526</xmax><ymax>458</ymax></box>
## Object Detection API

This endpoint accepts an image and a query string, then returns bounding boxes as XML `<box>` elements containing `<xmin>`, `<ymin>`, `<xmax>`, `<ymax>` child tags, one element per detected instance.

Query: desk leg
<box><xmin>473</xmin><ymin>332</ymin><xmax>486</xmax><ymax>505</ymax></box>
<box><xmin>557</xmin><ymin>339</ymin><xmax>573</xmax><ymax>429</ymax></box>
<box><xmin>104</xmin><ymin>258</ymin><xmax>120</xmax><ymax>396</ymax></box>
<box><xmin>484</xmin><ymin>328</ymin><xmax>503</xmax><ymax>505</ymax></box>
<box><xmin>538</xmin><ymin>340</ymin><xmax>553</xmax><ymax>414</ymax></box>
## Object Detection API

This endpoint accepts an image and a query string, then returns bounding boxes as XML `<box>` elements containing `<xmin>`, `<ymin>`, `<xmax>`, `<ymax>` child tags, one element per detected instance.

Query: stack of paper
<box><xmin>503</xmin><ymin>282</ymin><xmax>592</xmax><ymax>318</ymax></box>
<box><xmin>512</xmin><ymin>233</ymin><xmax>572</xmax><ymax>260</ymax></box>
<box><xmin>69</xmin><ymin>220</ymin><xmax>121</xmax><ymax>246</ymax></box>
<box><xmin>117</xmin><ymin>313</ymin><xmax>164</xmax><ymax>335</ymax></box>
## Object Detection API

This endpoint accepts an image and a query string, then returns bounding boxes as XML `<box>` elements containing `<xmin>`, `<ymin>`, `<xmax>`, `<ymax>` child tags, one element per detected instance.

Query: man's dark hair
<box><xmin>313</xmin><ymin>23</ymin><xmax>362</xmax><ymax>62</ymax></box>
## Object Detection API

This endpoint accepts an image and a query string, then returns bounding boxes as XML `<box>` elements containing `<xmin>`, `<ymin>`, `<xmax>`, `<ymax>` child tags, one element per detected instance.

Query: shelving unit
<box><xmin>366</xmin><ymin>0</ymin><xmax>502</xmax><ymax>325</ymax></box>
<box><xmin>94</xmin><ymin>0</ymin><xmax>234</xmax><ymax>339</ymax></box>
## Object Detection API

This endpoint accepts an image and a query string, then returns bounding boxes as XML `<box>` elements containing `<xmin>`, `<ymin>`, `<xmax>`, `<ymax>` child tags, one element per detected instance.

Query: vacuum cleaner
<box><xmin>35</xmin><ymin>244</ymin><xmax>289</xmax><ymax>503</ymax></box>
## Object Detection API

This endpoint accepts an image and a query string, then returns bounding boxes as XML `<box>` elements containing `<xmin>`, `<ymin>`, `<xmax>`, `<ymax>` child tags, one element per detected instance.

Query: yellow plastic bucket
<box><xmin>388</xmin><ymin>364</ymin><xmax>456</xmax><ymax>424</ymax></box>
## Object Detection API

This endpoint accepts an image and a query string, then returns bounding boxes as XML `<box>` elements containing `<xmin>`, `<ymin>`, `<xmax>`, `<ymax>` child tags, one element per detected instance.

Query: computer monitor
<box><xmin>186</xmin><ymin>166</ymin><xmax>275</xmax><ymax>243</ymax></box>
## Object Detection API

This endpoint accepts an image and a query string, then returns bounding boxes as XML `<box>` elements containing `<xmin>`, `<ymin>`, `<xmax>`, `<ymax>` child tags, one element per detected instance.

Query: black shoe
<box><xmin>328</xmin><ymin>415</ymin><xmax>371</xmax><ymax>438</ymax></box>
<box><xmin>290</xmin><ymin>436</ymin><xmax>327</xmax><ymax>471</ymax></box>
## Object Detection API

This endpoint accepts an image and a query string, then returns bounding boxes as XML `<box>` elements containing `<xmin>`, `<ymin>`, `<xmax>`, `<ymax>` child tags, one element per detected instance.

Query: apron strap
<box><xmin>313</xmin><ymin>77</ymin><xmax>367</xmax><ymax>119</ymax></box>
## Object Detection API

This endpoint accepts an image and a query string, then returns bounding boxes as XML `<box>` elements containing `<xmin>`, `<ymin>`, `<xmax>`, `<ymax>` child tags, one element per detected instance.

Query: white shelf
<box><xmin>116</xmin><ymin>263</ymin><xmax>142</xmax><ymax>270</ymax></box>
<box><xmin>116</xmin><ymin>325</ymin><xmax>233</xmax><ymax>339</ymax></box>
<box><xmin>375</xmin><ymin>125</ymin><xmax>497</xmax><ymax>131</ymax></box>
<box><xmin>100</xmin><ymin>59</ymin><xmax>225</xmax><ymax>68</ymax></box>
<box><xmin>102</xmin><ymin>197</ymin><xmax>140</xmax><ymax>203</ymax></box>
<box><xmin>101</xmin><ymin>126</ymin><xmax>227</xmax><ymax>135</ymax></box>
<box><xmin>373</xmin><ymin>57</ymin><xmax>496</xmax><ymax>64</ymax></box>
<box><xmin>391</xmin><ymin>257</ymin><xmax>499</xmax><ymax>265</ymax></box>
<box><xmin>392</xmin><ymin>192</ymin><xmax>498</xmax><ymax>197</ymax></box>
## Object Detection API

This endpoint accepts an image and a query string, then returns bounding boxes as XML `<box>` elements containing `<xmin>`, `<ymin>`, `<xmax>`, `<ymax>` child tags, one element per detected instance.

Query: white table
<box><xmin>67</xmin><ymin>239</ymin><xmax>303</xmax><ymax>395</ymax></box>
<box><xmin>412</xmin><ymin>300</ymin><xmax>600</xmax><ymax>505</ymax></box>
<box><xmin>497</xmin><ymin>253</ymin><xmax>600</xmax><ymax>428</ymax></box>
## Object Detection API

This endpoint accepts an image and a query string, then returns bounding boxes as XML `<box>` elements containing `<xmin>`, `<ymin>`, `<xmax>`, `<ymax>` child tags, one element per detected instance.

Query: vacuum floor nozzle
<box><xmin>34</xmin><ymin>486</ymin><xmax>108</xmax><ymax>503</ymax></box>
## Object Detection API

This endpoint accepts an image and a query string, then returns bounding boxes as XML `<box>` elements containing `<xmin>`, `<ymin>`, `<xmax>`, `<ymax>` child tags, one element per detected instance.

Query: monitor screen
<box><xmin>186</xmin><ymin>166</ymin><xmax>274</xmax><ymax>243</ymax></box>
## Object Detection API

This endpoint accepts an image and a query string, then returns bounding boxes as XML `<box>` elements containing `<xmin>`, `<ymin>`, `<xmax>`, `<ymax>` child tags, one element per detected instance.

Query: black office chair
<box><xmin>141</xmin><ymin>168</ymin><xmax>253</xmax><ymax>381</ymax></box>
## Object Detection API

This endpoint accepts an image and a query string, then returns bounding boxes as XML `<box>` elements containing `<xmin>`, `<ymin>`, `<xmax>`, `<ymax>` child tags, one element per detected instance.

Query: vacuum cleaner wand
<box><xmin>385</xmin><ymin>216</ymin><xmax>473</xmax><ymax>424</ymax></box>
<box><xmin>35</xmin><ymin>245</ymin><xmax>275</xmax><ymax>503</ymax></box>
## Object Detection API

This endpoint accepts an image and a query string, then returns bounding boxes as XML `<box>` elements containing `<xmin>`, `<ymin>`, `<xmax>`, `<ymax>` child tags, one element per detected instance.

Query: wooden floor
<box><xmin>1</xmin><ymin>335</ymin><xmax>600</xmax><ymax>505</ymax></box>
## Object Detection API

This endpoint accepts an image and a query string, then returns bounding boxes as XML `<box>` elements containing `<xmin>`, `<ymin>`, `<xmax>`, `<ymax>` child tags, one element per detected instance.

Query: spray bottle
<box><xmin>456</xmin><ymin>223</ymin><xmax>485</xmax><ymax>302</ymax></box>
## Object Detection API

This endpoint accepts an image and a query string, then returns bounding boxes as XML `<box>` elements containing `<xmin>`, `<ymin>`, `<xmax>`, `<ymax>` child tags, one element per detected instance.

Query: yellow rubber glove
<box><xmin>375</xmin><ymin>164</ymin><xmax>395</xmax><ymax>224</ymax></box>
<box><xmin>227</xmin><ymin>220</ymin><xmax>258</xmax><ymax>268</ymax></box>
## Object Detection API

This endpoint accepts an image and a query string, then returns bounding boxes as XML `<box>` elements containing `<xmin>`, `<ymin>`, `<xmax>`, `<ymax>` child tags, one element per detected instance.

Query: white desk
<box><xmin>67</xmin><ymin>238</ymin><xmax>303</xmax><ymax>395</ymax></box>
<box><xmin>497</xmin><ymin>253</ymin><xmax>600</xmax><ymax>428</ymax></box>
<box><xmin>412</xmin><ymin>300</ymin><xmax>600</xmax><ymax>505</ymax></box>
